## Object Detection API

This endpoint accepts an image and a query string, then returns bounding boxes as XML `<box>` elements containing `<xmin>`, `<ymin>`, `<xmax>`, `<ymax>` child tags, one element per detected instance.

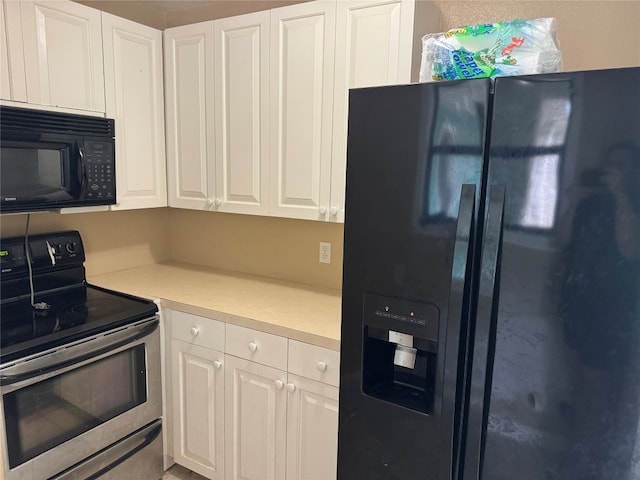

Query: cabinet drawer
<box><xmin>171</xmin><ymin>311</ymin><xmax>225</xmax><ymax>352</ymax></box>
<box><xmin>226</xmin><ymin>324</ymin><xmax>287</xmax><ymax>370</ymax></box>
<box><xmin>288</xmin><ymin>340</ymin><xmax>340</xmax><ymax>387</ymax></box>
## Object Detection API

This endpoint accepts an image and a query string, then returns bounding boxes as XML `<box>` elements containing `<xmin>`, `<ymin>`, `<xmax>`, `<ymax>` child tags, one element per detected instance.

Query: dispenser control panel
<box><xmin>364</xmin><ymin>293</ymin><xmax>439</xmax><ymax>342</ymax></box>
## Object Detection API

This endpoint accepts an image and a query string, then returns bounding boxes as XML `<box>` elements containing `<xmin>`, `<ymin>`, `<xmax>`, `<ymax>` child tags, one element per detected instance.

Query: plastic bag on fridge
<box><xmin>419</xmin><ymin>18</ymin><xmax>563</xmax><ymax>82</ymax></box>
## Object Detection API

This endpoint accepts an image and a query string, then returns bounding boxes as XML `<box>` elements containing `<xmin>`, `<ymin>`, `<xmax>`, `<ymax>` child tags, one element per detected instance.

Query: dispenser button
<box><xmin>389</xmin><ymin>330</ymin><xmax>414</xmax><ymax>348</ymax></box>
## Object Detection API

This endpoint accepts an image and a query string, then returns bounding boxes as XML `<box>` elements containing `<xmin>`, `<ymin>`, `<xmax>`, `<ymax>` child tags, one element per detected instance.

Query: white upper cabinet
<box><xmin>269</xmin><ymin>1</ymin><xmax>337</xmax><ymax>221</ymax></box>
<box><xmin>19</xmin><ymin>0</ymin><xmax>105</xmax><ymax>112</ymax></box>
<box><xmin>102</xmin><ymin>12</ymin><xmax>166</xmax><ymax>210</ymax></box>
<box><xmin>0</xmin><ymin>0</ymin><xmax>27</xmax><ymax>102</ymax></box>
<box><xmin>165</xmin><ymin>21</ymin><xmax>215</xmax><ymax>210</ymax></box>
<box><xmin>214</xmin><ymin>11</ymin><xmax>270</xmax><ymax>216</ymax></box>
<box><xmin>335</xmin><ymin>0</ymin><xmax>414</xmax><ymax>89</ymax></box>
<box><xmin>331</xmin><ymin>0</ymin><xmax>416</xmax><ymax>222</ymax></box>
<box><xmin>159</xmin><ymin>0</ymin><xmax>436</xmax><ymax>221</ymax></box>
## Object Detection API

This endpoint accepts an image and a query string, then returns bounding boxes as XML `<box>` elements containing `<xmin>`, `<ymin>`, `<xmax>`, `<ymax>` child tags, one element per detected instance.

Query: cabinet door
<box><xmin>269</xmin><ymin>1</ymin><xmax>336</xmax><ymax>221</ymax></box>
<box><xmin>165</xmin><ymin>22</ymin><xmax>215</xmax><ymax>210</ymax></box>
<box><xmin>20</xmin><ymin>0</ymin><xmax>104</xmax><ymax>112</ymax></box>
<box><xmin>0</xmin><ymin>0</ymin><xmax>26</xmax><ymax>102</ymax></box>
<box><xmin>331</xmin><ymin>0</ymin><xmax>415</xmax><ymax>223</ymax></box>
<box><xmin>172</xmin><ymin>339</ymin><xmax>225</xmax><ymax>479</ymax></box>
<box><xmin>214</xmin><ymin>11</ymin><xmax>270</xmax><ymax>216</ymax></box>
<box><xmin>102</xmin><ymin>13</ymin><xmax>167</xmax><ymax>210</ymax></box>
<box><xmin>285</xmin><ymin>374</ymin><xmax>339</xmax><ymax>480</ymax></box>
<box><xmin>225</xmin><ymin>355</ymin><xmax>286</xmax><ymax>480</ymax></box>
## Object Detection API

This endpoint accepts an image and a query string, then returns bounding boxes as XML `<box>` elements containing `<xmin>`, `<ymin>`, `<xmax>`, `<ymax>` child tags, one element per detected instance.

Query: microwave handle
<box><xmin>76</xmin><ymin>141</ymin><xmax>88</xmax><ymax>191</ymax></box>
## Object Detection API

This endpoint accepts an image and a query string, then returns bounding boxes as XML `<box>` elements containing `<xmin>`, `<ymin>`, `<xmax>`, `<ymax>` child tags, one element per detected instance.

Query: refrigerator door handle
<box><xmin>463</xmin><ymin>185</ymin><xmax>506</xmax><ymax>480</ymax></box>
<box><xmin>438</xmin><ymin>183</ymin><xmax>476</xmax><ymax>479</ymax></box>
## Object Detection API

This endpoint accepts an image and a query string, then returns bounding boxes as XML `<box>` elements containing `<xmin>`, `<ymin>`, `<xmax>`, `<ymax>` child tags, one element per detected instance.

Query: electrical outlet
<box><xmin>319</xmin><ymin>241</ymin><xmax>331</xmax><ymax>264</ymax></box>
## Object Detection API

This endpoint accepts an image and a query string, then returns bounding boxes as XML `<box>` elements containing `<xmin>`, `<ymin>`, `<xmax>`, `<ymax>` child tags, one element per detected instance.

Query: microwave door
<box><xmin>0</xmin><ymin>141</ymin><xmax>81</xmax><ymax>207</ymax></box>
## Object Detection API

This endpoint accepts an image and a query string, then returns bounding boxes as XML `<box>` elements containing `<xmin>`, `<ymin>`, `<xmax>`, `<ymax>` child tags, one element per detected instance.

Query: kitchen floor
<box><xmin>163</xmin><ymin>464</ymin><xmax>208</xmax><ymax>480</ymax></box>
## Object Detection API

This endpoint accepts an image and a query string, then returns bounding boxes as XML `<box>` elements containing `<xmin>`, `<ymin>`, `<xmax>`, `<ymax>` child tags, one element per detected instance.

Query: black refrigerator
<box><xmin>337</xmin><ymin>67</ymin><xmax>640</xmax><ymax>480</ymax></box>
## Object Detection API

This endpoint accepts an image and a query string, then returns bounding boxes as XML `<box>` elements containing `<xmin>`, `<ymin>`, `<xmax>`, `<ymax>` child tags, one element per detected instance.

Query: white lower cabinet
<box><xmin>286</xmin><ymin>374</ymin><xmax>339</xmax><ymax>480</ymax></box>
<box><xmin>168</xmin><ymin>310</ymin><xmax>339</xmax><ymax>480</ymax></box>
<box><xmin>172</xmin><ymin>340</ymin><xmax>225</xmax><ymax>479</ymax></box>
<box><xmin>170</xmin><ymin>312</ymin><xmax>226</xmax><ymax>479</ymax></box>
<box><xmin>224</xmin><ymin>355</ymin><xmax>287</xmax><ymax>480</ymax></box>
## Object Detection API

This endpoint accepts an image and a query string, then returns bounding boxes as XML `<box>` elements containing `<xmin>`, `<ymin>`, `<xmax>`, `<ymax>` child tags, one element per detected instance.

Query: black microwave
<box><xmin>0</xmin><ymin>106</ymin><xmax>116</xmax><ymax>213</ymax></box>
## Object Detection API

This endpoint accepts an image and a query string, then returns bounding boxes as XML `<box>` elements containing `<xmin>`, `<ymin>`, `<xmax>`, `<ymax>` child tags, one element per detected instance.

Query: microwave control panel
<box><xmin>84</xmin><ymin>141</ymin><xmax>115</xmax><ymax>200</ymax></box>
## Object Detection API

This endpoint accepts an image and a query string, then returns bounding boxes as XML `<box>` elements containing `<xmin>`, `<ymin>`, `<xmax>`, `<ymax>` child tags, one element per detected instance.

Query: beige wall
<box><xmin>170</xmin><ymin>210</ymin><xmax>344</xmax><ymax>289</ymax></box>
<box><xmin>0</xmin><ymin>209</ymin><xmax>172</xmax><ymax>278</ymax></box>
<box><xmin>6</xmin><ymin>0</ymin><xmax>640</xmax><ymax>291</ymax></box>
<box><xmin>165</xmin><ymin>0</ymin><xmax>310</xmax><ymax>28</ymax></box>
<box><xmin>76</xmin><ymin>0</ymin><xmax>167</xmax><ymax>29</ymax></box>
<box><xmin>75</xmin><ymin>0</ymin><xmax>311</xmax><ymax>28</ymax></box>
<box><xmin>433</xmin><ymin>1</ymin><xmax>640</xmax><ymax>72</ymax></box>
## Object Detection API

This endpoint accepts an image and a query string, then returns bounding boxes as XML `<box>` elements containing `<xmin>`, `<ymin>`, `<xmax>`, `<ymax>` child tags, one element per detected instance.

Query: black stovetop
<box><xmin>0</xmin><ymin>231</ymin><xmax>157</xmax><ymax>365</ymax></box>
<box><xmin>0</xmin><ymin>284</ymin><xmax>158</xmax><ymax>364</ymax></box>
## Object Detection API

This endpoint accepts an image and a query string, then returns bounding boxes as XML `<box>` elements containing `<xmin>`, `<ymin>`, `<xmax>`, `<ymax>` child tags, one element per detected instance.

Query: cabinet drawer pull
<box><xmin>316</xmin><ymin>361</ymin><xmax>327</xmax><ymax>373</ymax></box>
<box><xmin>248</xmin><ymin>342</ymin><xmax>258</xmax><ymax>353</ymax></box>
<box><xmin>190</xmin><ymin>326</ymin><xmax>199</xmax><ymax>337</ymax></box>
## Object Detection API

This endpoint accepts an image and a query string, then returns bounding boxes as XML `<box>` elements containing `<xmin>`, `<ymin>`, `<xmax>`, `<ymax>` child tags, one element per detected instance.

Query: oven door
<box><xmin>0</xmin><ymin>317</ymin><xmax>161</xmax><ymax>480</ymax></box>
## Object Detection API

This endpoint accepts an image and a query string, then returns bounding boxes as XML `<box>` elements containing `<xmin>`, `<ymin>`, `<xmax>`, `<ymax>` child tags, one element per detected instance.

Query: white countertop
<box><xmin>89</xmin><ymin>262</ymin><xmax>342</xmax><ymax>350</ymax></box>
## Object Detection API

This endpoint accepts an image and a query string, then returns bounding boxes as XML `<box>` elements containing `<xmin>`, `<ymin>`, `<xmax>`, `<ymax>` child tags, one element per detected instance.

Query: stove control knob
<box><xmin>52</xmin><ymin>243</ymin><xmax>63</xmax><ymax>255</ymax></box>
<box><xmin>65</xmin><ymin>241</ymin><xmax>77</xmax><ymax>254</ymax></box>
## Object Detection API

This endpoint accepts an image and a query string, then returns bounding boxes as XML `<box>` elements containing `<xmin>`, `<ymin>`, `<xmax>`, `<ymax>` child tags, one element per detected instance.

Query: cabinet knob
<box><xmin>318</xmin><ymin>206</ymin><xmax>327</xmax><ymax>215</ymax></box>
<box><xmin>213</xmin><ymin>360</ymin><xmax>222</xmax><ymax>370</ymax></box>
<box><xmin>248</xmin><ymin>342</ymin><xmax>258</xmax><ymax>353</ymax></box>
<box><xmin>206</xmin><ymin>197</ymin><xmax>214</xmax><ymax>206</ymax></box>
<box><xmin>190</xmin><ymin>326</ymin><xmax>199</xmax><ymax>337</ymax></box>
<box><xmin>286</xmin><ymin>383</ymin><xmax>296</xmax><ymax>393</ymax></box>
<box><xmin>329</xmin><ymin>206</ymin><xmax>338</xmax><ymax>216</ymax></box>
<box><xmin>275</xmin><ymin>379</ymin><xmax>284</xmax><ymax>390</ymax></box>
<box><xmin>316</xmin><ymin>361</ymin><xmax>328</xmax><ymax>373</ymax></box>
<box><xmin>214</xmin><ymin>197</ymin><xmax>222</xmax><ymax>207</ymax></box>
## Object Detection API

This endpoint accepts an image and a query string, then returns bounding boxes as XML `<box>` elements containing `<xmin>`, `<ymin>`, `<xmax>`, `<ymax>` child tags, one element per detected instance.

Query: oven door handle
<box><xmin>0</xmin><ymin>320</ymin><xmax>158</xmax><ymax>387</ymax></box>
<box><xmin>49</xmin><ymin>419</ymin><xmax>162</xmax><ymax>480</ymax></box>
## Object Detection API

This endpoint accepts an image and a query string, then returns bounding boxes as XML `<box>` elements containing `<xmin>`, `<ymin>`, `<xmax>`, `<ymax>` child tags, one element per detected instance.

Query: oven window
<box><xmin>3</xmin><ymin>345</ymin><xmax>147</xmax><ymax>468</ymax></box>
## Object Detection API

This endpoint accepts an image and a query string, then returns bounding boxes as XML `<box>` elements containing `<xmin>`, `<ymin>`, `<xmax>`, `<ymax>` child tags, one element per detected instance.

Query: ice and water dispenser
<box><xmin>362</xmin><ymin>293</ymin><xmax>439</xmax><ymax>414</ymax></box>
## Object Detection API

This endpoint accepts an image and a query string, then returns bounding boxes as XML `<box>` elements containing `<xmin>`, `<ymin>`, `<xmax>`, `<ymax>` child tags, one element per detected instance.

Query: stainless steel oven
<box><xmin>0</xmin><ymin>230</ymin><xmax>163</xmax><ymax>480</ymax></box>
